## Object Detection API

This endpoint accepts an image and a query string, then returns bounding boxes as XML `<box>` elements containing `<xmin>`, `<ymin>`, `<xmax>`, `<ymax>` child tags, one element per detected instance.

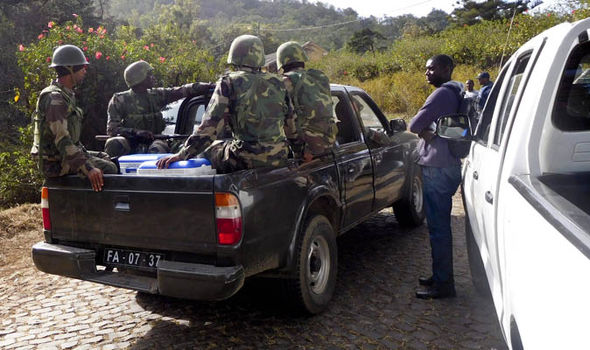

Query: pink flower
<box><xmin>58</xmin><ymin>40</ymin><xmax>63</xmax><ymax>45</ymax></box>
<box><xmin>95</xmin><ymin>51</ymin><xmax>102</xmax><ymax>60</ymax></box>
<box><xmin>82</xmin><ymin>41</ymin><xmax>86</xmax><ymax>45</ymax></box>
<box><xmin>37</xmin><ymin>33</ymin><xmax>44</xmax><ymax>40</ymax></box>
<box><xmin>547</xmin><ymin>13</ymin><xmax>551</xmax><ymax>17</ymax></box>
<box><xmin>88</xmin><ymin>27</ymin><xmax>94</xmax><ymax>33</ymax></box>
<box><xmin>143</xmin><ymin>45</ymin><xmax>150</xmax><ymax>51</ymax></box>
<box><xmin>106</xmin><ymin>56</ymin><xmax>110</xmax><ymax>61</ymax></box>
<box><xmin>46</xmin><ymin>57</ymin><xmax>51</xmax><ymax>63</ymax></box>
<box><xmin>99</xmin><ymin>35</ymin><xmax>104</xmax><ymax>39</ymax></box>
<box><xmin>121</xmin><ymin>55</ymin><xmax>125</xmax><ymax>60</ymax></box>
<box><xmin>76</xmin><ymin>27</ymin><xmax>83</xmax><ymax>33</ymax></box>
<box><xmin>83</xmin><ymin>46</ymin><xmax>88</xmax><ymax>51</ymax></box>
<box><xmin>150</xmin><ymin>43</ymin><xmax>154</xmax><ymax>47</ymax></box>
<box><xmin>72</xmin><ymin>13</ymin><xmax>78</xmax><ymax>17</ymax></box>
<box><xmin>18</xmin><ymin>44</ymin><xmax>25</xmax><ymax>51</ymax></box>
<box><xmin>343</xmin><ymin>71</ymin><xmax>348</xmax><ymax>76</ymax></box>
<box><xmin>572</xmin><ymin>10</ymin><xmax>576</xmax><ymax>14</ymax></box>
<box><xmin>85</xmin><ymin>56</ymin><xmax>89</xmax><ymax>63</ymax></box>
<box><xmin>159</xmin><ymin>56</ymin><xmax>166</xmax><ymax>63</ymax></box>
<box><xmin>66</xmin><ymin>26</ymin><xmax>71</xmax><ymax>30</ymax></box>
<box><xmin>48</xmin><ymin>21</ymin><xmax>54</xmax><ymax>28</ymax></box>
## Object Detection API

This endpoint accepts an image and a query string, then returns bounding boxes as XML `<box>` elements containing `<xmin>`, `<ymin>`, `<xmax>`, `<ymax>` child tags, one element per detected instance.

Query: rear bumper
<box><xmin>32</xmin><ymin>242</ymin><xmax>244</xmax><ymax>301</ymax></box>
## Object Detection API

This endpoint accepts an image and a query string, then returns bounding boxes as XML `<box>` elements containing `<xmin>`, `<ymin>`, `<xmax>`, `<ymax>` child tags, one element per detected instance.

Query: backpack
<box><xmin>447</xmin><ymin>89</ymin><xmax>477</xmax><ymax>159</ymax></box>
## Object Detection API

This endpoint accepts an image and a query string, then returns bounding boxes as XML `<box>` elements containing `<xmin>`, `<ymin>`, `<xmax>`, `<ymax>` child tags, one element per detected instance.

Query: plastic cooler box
<box><xmin>136</xmin><ymin>158</ymin><xmax>215</xmax><ymax>176</ymax></box>
<box><xmin>118</xmin><ymin>153</ymin><xmax>172</xmax><ymax>174</ymax></box>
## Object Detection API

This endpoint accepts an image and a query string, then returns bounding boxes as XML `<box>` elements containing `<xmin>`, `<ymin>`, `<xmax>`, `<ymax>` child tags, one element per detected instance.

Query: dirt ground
<box><xmin>0</xmin><ymin>204</ymin><xmax>43</xmax><ymax>276</ymax></box>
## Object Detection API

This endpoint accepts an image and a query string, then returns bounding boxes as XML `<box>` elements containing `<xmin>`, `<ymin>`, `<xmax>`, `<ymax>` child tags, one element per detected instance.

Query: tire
<box><xmin>393</xmin><ymin>165</ymin><xmax>425</xmax><ymax>227</ymax></box>
<box><xmin>284</xmin><ymin>215</ymin><xmax>338</xmax><ymax>315</ymax></box>
<box><xmin>465</xmin><ymin>215</ymin><xmax>491</xmax><ymax>296</ymax></box>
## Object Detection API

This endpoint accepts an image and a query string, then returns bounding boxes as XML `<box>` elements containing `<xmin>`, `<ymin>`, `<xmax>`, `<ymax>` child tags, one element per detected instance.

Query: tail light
<box><xmin>215</xmin><ymin>193</ymin><xmax>242</xmax><ymax>245</ymax></box>
<box><xmin>41</xmin><ymin>187</ymin><xmax>51</xmax><ymax>230</ymax></box>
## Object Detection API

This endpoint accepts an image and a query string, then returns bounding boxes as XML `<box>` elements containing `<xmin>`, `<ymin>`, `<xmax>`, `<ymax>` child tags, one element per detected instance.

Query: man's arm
<box><xmin>106</xmin><ymin>94</ymin><xmax>135</xmax><ymax>138</ymax></box>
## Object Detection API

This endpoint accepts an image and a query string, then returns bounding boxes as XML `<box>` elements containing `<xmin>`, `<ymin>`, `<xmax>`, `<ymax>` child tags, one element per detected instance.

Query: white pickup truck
<box><xmin>437</xmin><ymin>17</ymin><xmax>590</xmax><ymax>350</ymax></box>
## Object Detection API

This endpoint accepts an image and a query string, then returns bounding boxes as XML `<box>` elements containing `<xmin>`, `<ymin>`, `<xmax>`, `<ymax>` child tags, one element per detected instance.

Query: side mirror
<box><xmin>436</xmin><ymin>114</ymin><xmax>472</xmax><ymax>140</ymax></box>
<box><xmin>389</xmin><ymin>118</ymin><xmax>407</xmax><ymax>133</ymax></box>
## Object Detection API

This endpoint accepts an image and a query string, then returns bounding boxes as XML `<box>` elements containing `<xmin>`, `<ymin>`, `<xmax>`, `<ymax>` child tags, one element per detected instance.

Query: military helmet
<box><xmin>276</xmin><ymin>41</ymin><xmax>308</xmax><ymax>70</ymax></box>
<box><xmin>227</xmin><ymin>35</ymin><xmax>265</xmax><ymax>68</ymax></box>
<box><xmin>124</xmin><ymin>60</ymin><xmax>154</xmax><ymax>88</ymax></box>
<box><xmin>49</xmin><ymin>45</ymin><xmax>88</xmax><ymax>68</ymax></box>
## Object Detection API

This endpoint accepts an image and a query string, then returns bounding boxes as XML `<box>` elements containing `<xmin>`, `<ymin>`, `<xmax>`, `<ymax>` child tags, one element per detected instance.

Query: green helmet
<box><xmin>227</xmin><ymin>35</ymin><xmax>265</xmax><ymax>68</ymax></box>
<box><xmin>49</xmin><ymin>45</ymin><xmax>87</xmax><ymax>68</ymax></box>
<box><xmin>124</xmin><ymin>60</ymin><xmax>153</xmax><ymax>88</ymax></box>
<box><xmin>276</xmin><ymin>41</ymin><xmax>308</xmax><ymax>71</ymax></box>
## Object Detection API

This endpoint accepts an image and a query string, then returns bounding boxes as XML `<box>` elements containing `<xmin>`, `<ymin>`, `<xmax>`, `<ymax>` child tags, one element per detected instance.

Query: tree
<box><xmin>450</xmin><ymin>0</ymin><xmax>530</xmax><ymax>26</ymax></box>
<box><xmin>346</xmin><ymin>28</ymin><xmax>386</xmax><ymax>54</ymax></box>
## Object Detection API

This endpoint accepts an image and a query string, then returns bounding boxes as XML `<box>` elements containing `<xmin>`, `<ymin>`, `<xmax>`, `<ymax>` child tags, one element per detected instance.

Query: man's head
<box><xmin>124</xmin><ymin>60</ymin><xmax>155</xmax><ymax>90</ymax></box>
<box><xmin>425</xmin><ymin>54</ymin><xmax>454</xmax><ymax>87</ymax></box>
<box><xmin>465</xmin><ymin>79</ymin><xmax>475</xmax><ymax>91</ymax></box>
<box><xmin>477</xmin><ymin>71</ymin><xmax>490</xmax><ymax>85</ymax></box>
<box><xmin>50</xmin><ymin>45</ymin><xmax>88</xmax><ymax>86</ymax></box>
<box><xmin>227</xmin><ymin>34</ymin><xmax>265</xmax><ymax>69</ymax></box>
<box><xmin>276</xmin><ymin>41</ymin><xmax>308</xmax><ymax>72</ymax></box>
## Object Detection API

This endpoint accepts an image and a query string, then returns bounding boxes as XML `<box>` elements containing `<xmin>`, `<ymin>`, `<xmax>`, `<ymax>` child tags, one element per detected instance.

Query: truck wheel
<box><xmin>393</xmin><ymin>165</ymin><xmax>425</xmax><ymax>227</ymax></box>
<box><xmin>465</xmin><ymin>215</ymin><xmax>491</xmax><ymax>297</ymax></box>
<box><xmin>285</xmin><ymin>215</ymin><xmax>337</xmax><ymax>314</ymax></box>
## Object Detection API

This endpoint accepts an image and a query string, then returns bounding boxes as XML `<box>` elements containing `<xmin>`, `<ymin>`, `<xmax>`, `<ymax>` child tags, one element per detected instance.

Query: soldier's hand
<box><xmin>136</xmin><ymin>130</ymin><xmax>154</xmax><ymax>142</ymax></box>
<box><xmin>156</xmin><ymin>154</ymin><xmax>182</xmax><ymax>169</ymax></box>
<box><xmin>87</xmin><ymin>168</ymin><xmax>104</xmax><ymax>192</ymax></box>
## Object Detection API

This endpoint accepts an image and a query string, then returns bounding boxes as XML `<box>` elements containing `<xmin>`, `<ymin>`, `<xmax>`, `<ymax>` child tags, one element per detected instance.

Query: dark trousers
<box><xmin>421</xmin><ymin>165</ymin><xmax>462</xmax><ymax>286</ymax></box>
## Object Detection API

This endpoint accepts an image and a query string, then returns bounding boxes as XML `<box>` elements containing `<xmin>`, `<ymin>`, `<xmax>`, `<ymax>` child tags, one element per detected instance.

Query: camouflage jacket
<box><xmin>283</xmin><ymin>68</ymin><xmax>337</xmax><ymax>155</ymax></box>
<box><xmin>107</xmin><ymin>83</ymin><xmax>203</xmax><ymax>137</ymax></box>
<box><xmin>177</xmin><ymin>68</ymin><xmax>292</xmax><ymax>168</ymax></box>
<box><xmin>31</xmin><ymin>80</ymin><xmax>93</xmax><ymax>177</ymax></box>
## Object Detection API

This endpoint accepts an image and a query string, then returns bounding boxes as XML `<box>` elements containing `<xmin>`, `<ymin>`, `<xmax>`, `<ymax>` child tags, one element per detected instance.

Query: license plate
<box><xmin>103</xmin><ymin>248</ymin><xmax>163</xmax><ymax>269</ymax></box>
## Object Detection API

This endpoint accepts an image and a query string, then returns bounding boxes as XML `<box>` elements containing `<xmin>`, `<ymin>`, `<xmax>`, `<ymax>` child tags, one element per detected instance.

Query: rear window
<box><xmin>553</xmin><ymin>41</ymin><xmax>590</xmax><ymax>131</ymax></box>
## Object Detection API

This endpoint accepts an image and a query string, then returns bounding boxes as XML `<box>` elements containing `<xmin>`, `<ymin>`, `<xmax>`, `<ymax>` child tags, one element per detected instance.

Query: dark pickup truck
<box><xmin>32</xmin><ymin>84</ymin><xmax>424</xmax><ymax>314</ymax></box>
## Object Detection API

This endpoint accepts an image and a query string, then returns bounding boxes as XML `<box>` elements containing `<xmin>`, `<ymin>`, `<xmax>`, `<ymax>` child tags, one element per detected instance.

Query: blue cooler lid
<box><xmin>119</xmin><ymin>153</ymin><xmax>172</xmax><ymax>163</ymax></box>
<box><xmin>138</xmin><ymin>158</ymin><xmax>211</xmax><ymax>170</ymax></box>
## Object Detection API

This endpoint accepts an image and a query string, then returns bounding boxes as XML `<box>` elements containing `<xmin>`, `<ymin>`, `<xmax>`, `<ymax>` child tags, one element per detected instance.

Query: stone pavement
<box><xmin>0</xmin><ymin>208</ymin><xmax>507</xmax><ymax>349</ymax></box>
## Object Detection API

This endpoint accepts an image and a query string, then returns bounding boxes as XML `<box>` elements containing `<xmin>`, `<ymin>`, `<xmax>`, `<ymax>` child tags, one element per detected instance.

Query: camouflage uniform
<box><xmin>175</xmin><ymin>35</ymin><xmax>292</xmax><ymax>173</ymax></box>
<box><xmin>277</xmin><ymin>41</ymin><xmax>337</xmax><ymax>158</ymax></box>
<box><xmin>31</xmin><ymin>81</ymin><xmax>117</xmax><ymax>177</ymax></box>
<box><xmin>105</xmin><ymin>83</ymin><xmax>207</xmax><ymax>156</ymax></box>
<box><xmin>177</xmin><ymin>69</ymin><xmax>291</xmax><ymax>173</ymax></box>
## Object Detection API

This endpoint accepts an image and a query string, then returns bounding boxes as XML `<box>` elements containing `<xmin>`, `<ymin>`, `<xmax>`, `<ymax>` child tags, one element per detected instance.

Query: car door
<box><xmin>332</xmin><ymin>89</ymin><xmax>374</xmax><ymax>230</ymax></box>
<box><xmin>465</xmin><ymin>46</ymin><xmax>540</xmax><ymax>312</ymax></box>
<box><xmin>348</xmin><ymin>91</ymin><xmax>406</xmax><ymax>212</ymax></box>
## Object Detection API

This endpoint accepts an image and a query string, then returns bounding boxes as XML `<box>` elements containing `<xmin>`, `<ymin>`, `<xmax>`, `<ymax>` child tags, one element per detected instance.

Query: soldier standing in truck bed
<box><xmin>276</xmin><ymin>41</ymin><xmax>337</xmax><ymax>162</ymax></box>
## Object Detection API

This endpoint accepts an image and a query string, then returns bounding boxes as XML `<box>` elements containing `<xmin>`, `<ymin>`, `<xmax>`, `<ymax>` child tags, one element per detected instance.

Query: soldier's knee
<box><xmin>148</xmin><ymin>140</ymin><xmax>169</xmax><ymax>154</ymax></box>
<box><xmin>104</xmin><ymin>137</ymin><xmax>130</xmax><ymax>157</ymax></box>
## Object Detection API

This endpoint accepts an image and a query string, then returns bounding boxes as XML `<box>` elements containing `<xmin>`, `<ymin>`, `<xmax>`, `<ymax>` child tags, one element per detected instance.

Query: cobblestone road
<box><xmin>0</xmin><ymin>204</ymin><xmax>507</xmax><ymax>349</ymax></box>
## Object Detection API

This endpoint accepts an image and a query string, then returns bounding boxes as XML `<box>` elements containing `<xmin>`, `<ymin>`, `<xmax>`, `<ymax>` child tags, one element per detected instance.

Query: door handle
<box><xmin>473</xmin><ymin>171</ymin><xmax>479</xmax><ymax>180</ymax></box>
<box><xmin>485</xmin><ymin>191</ymin><xmax>493</xmax><ymax>204</ymax></box>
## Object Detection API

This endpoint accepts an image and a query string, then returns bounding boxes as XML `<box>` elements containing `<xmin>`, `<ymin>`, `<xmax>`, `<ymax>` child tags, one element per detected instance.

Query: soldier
<box><xmin>31</xmin><ymin>44</ymin><xmax>117</xmax><ymax>192</ymax></box>
<box><xmin>157</xmin><ymin>34</ymin><xmax>292</xmax><ymax>173</ymax></box>
<box><xmin>276</xmin><ymin>41</ymin><xmax>337</xmax><ymax>162</ymax></box>
<box><xmin>104</xmin><ymin>60</ymin><xmax>212</xmax><ymax>157</ymax></box>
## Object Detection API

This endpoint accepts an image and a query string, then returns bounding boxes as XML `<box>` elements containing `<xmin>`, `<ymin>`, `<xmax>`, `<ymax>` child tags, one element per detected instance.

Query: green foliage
<box><xmin>450</xmin><ymin>0</ymin><xmax>530</xmax><ymax>27</ymax></box>
<box><xmin>0</xmin><ymin>126</ymin><xmax>42</xmax><ymax>208</ymax></box>
<box><xmin>346</xmin><ymin>28</ymin><xmax>386</xmax><ymax>54</ymax></box>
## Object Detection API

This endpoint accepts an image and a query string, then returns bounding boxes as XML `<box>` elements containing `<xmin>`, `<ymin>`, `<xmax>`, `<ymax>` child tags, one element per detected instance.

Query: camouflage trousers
<box><xmin>104</xmin><ymin>136</ymin><xmax>172</xmax><ymax>157</ymax></box>
<box><xmin>202</xmin><ymin>140</ymin><xmax>289</xmax><ymax>174</ymax></box>
<box><xmin>40</xmin><ymin>151</ymin><xmax>118</xmax><ymax>177</ymax></box>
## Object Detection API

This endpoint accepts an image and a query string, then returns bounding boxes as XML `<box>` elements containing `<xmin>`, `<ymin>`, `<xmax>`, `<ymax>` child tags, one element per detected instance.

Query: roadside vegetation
<box><xmin>1</xmin><ymin>0</ymin><xmax>588</xmax><ymax>208</ymax></box>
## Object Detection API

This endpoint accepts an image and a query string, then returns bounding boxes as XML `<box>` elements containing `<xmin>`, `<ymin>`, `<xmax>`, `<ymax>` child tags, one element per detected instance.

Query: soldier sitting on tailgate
<box><xmin>31</xmin><ymin>45</ymin><xmax>117</xmax><ymax>192</ymax></box>
<box><xmin>104</xmin><ymin>60</ymin><xmax>212</xmax><ymax>157</ymax></box>
<box><xmin>156</xmin><ymin>34</ymin><xmax>293</xmax><ymax>173</ymax></box>
<box><xmin>276</xmin><ymin>41</ymin><xmax>337</xmax><ymax>162</ymax></box>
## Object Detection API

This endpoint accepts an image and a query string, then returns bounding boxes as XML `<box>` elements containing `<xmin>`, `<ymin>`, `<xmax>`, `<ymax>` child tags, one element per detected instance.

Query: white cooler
<box><xmin>118</xmin><ymin>153</ymin><xmax>172</xmax><ymax>174</ymax></box>
<box><xmin>136</xmin><ymin>158</ymin><xmax>216</xmax><ymax>176</ymax></box>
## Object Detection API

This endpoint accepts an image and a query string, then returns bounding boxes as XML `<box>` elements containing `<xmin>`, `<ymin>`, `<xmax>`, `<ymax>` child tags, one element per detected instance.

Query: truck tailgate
<box><xmin>46</xmin><ymin>175</ymin><xmax>217</xmax><ymax>253</ymax></box>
